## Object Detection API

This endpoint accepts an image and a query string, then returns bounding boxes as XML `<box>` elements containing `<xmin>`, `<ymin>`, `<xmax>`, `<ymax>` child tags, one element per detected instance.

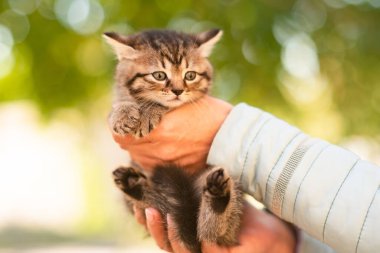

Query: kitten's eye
<box><xmin>184</xmin><ymin>71</ymin><xmax>196</xmax><ymax>81</ymax></box>
<box><xmin>152</xmin><ymin>71</ymin><xmax>167</xmax><ymax>81</ymax></box>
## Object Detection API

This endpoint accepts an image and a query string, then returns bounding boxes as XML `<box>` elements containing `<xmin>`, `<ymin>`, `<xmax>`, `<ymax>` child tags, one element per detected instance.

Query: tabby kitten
<box><xmin>104</xmin><ymin>29</ymin><xmax>243</xmax><ymax>253</ymax></box>
<box><xmin>104</xmin><ymin>29</ymin><xmax>221</xmax><ymax>137</ymax></box>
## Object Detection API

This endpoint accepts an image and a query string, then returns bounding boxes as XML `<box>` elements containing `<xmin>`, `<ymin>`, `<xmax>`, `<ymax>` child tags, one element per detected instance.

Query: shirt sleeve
<box><xmin>207</xmin><ymin>103</ymin><xmax>380</xmax><ymax>253</ymax></box>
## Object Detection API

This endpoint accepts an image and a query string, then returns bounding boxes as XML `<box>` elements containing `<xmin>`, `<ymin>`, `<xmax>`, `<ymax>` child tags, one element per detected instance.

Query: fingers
<box><xmin>144</xmin><ymin>209</ymin><xmax>192</xmax><ymax>253</ymax></box>
<box><xmin>133</xmin><ymin>205</ymin><xmax>146</xmax><ymax>228</ymax></box>
<box><xmin>142</xmin><ymin>208</ymin><xmax>229</xmax><ymax>253</ymax></box>
<box><xmin>145</xmin><ymin>208</ymin><xmax>172</xmax><ymax>252</ymax></box>
<box><xmin>167</xmin><ymin>215</ymin><xmax>191</xmax><ymax>253</ymax></box>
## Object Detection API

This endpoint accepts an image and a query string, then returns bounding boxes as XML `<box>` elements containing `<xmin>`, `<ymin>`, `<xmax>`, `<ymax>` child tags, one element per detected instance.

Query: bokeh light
<box><xmin>0</xmin><ymin>25</ymin><xmax>15</xmax><ymax>78</ymax></box>
<box><xmin>281</xmin><ymin>33</ymin><xmax>319</xmax><ymax>79</ymax></box>
<box><xmin>54</xmin><ymin>0</ymin><xmax>104</xmax><ymax>35</ymax></box>
<box><xmin>8</xmin><ymin>0</ymin><xmax>41</xmax><ymax>15</ymax></box>
<box><xmin>0</xmin><ymin>10</ymin><xmax>30</xmax><ymax>43</ymax></box>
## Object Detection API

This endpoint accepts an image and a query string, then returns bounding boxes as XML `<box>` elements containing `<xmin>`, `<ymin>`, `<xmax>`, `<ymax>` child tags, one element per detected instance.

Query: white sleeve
<box><xmin>207</xmin><ymin>103</ymin><xmax>380</xmax><ymax>253</ymax></box>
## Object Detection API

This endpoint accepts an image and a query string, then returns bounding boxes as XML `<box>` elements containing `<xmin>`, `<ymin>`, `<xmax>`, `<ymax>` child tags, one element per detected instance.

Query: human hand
<box><xmin>112</xmin><ymin>96</ymin><xmax>232</xmax><ymax>173</ymax></box>
<box><xmin>135</xmin><ymin>202</ymin><xmax>296</xmax><ymax>253</ymax></box>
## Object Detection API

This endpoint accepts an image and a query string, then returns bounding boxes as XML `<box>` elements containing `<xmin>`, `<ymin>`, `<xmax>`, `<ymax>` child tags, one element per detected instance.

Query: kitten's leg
<box><xmin>113</xmin><ymin>167</ymin><xmax>150</xmax><ymax>230</ymax></box>
<box><xmin>112</xmin><ymin>166</ymin><xmax>148</xmax><ymax>201</ymax></box>
<box><xmin>197</xmin><ymin>166</ymin><xmax>243</xmax><ymax>246</ymax></box>
<box><xmin>109</xmin><ymin>102</ymin><xmax>141</xmax><ymax>136</ymax></box>
<box><xmin>138</xmin><ymin>104</ymin><xmax>168</xmax><ymax>137</ymax></box>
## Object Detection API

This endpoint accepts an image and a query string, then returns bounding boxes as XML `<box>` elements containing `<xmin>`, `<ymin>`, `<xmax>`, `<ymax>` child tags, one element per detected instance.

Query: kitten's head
<box><xmin>103</xmin><ymin>29</ymin><xmax>222</xmax><ymax>108</ymax></box>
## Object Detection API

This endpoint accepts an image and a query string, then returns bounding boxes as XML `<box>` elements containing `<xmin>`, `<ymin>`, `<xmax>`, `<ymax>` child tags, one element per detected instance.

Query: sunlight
<box><xmin>281</xmin><ymin>33</ymin><xmax>319</xmax><ymax>79</ymax></box>
<box><xmin>0</xmin><ymin>103</ymin><xmax>85</xmax><ymax>228</ymax></box>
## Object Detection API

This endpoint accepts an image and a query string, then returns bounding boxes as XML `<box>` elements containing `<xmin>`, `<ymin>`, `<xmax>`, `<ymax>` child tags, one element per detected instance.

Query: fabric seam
<box><xmin>292</xmin><ymin>144</ymin><xmax>329</xmax><ymax>222</ymax></box>
<box><xmin>240</xmin><ymin>114</ymin><xmax>270</xmax><ymax>181</ymax></box>
<box><xmin>322</xmin><ymin>159</ymin><xmax>359</xmax><ymax>241</ymax></box>
<box><xmin>355</xmin><ymin>186</ymin><xmax>379</xmax><ymax>253</ymax></box>
<box><xmin>272</xmin><ymin>139</ymin><xmax>312</xmax><ymax>217</ymax></box>
<box><xmin>264</xmin><ymin>132</ymin><xmax>302</xmax><ymax>204</ymax></box>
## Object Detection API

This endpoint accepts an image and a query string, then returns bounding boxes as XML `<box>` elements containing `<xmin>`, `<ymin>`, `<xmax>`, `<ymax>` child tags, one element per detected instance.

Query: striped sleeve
<box><xmin>207</xmin><ymin>103</ymin><xmax>380</xmax><ymax>253</ymax></box>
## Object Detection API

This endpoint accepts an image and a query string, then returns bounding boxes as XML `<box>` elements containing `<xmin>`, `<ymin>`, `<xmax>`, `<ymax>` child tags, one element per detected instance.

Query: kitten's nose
<box><xmin>172</xmin><ymin>89</ymin><xmax>184</xmax><ymax>96</ymax></box>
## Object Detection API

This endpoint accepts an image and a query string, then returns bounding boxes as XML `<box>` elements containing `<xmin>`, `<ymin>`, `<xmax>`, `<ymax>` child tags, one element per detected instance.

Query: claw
<box><xmin>206</xmin><ymin>168</ymin><xmax>231</xmax><ymax>197</ymax></box>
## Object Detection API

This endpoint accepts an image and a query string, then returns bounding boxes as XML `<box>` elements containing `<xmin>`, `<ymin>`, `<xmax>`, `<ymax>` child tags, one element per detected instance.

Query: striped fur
<box><xmin>104</xmin><ymin>29</ymin><xmax>222</xmax><ymax>137</ymax></box>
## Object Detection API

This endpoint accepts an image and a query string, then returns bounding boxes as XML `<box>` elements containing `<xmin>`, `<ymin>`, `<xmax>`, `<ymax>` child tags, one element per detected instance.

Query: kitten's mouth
<box><xmin>167</xmin><ymin>97</ymin><xmax>185</xmax><ymax>107</ymax></box>
<box><xmin>168</xmin><ymin>96</ymin><xmax>182</xmax><ymax>101</ymax></box>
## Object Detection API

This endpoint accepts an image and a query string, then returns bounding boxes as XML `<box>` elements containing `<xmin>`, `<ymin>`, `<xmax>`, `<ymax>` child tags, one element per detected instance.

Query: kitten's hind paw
<box><xmin>205</xmin><ymin>167</ymin><xmax>231</xmax><ymax>197</ymax></box>
<box><xmin>113</xmin><ymin>166</ymin><xmax>147</xmax><ymax>200</ymax></box>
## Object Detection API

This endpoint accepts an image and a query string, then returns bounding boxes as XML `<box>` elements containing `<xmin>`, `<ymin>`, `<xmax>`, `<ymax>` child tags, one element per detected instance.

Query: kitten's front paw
<box><xmin>137</xmin><ymin>105</ymin><xmax>167</xmax><ymax>137</ymax></box>
<box><xmin>138</xmin><ymin>111</ymin><xmax>162</xmax><ymax>137</ymax></box>
<box><xmin>110</xmin><ymin>104</ymin><xmax>140</xmax><ymax>136</ymax></box>
<box><xmin>205</xmin><ymin>167</ymin><xmax>231</xmax><ymax>197</ymax></box>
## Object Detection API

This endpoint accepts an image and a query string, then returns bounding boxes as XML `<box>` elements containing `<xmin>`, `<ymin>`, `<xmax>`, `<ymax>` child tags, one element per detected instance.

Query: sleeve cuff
<box><xmin>206</xmin><ymin>103</ymin><xmax>265</xmax><ymax>196</ymax></box>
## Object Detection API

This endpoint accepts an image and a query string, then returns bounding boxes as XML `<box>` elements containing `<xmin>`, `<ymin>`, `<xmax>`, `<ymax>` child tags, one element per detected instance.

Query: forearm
<box><xmin>207</xmin><ymin>103</ymin><xmax>380</xmax><ymax>253</ymax></box>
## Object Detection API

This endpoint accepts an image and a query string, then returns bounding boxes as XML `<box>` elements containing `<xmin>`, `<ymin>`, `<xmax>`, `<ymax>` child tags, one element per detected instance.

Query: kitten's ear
<box><xmin>103</xmin><ymin>32</ymin><xmax>139</xmax><ymax>60</ymax></box>
<box><xmin>196</xmin><ymin>29</ymin><xmax>223</xmax><ymax>57</ymax></box>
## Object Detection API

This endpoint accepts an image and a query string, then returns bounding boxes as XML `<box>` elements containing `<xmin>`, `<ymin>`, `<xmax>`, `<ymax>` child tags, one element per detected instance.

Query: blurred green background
<box><xmin>0</xmin><ymin>0</ymin><xmax>379</xmax><ymax>252</ymax></box>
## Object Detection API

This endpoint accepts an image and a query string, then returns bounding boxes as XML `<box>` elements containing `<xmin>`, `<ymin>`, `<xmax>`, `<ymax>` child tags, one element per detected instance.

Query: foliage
<box><xmin>0</xmin><ymin>0</ymin><xmax>379</xmax><ymax>138</ymax></box>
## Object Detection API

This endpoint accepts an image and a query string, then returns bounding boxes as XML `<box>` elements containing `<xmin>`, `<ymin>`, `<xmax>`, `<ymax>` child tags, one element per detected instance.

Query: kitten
<box><xmin>104</xmin><ymin>29</ymin><xmax>243</xmax><ymax>253</ymax></box>
<box><xmin>103</xmin><ymin>29</ymin><xmax>221</xmax><ymax>137</ymax></box>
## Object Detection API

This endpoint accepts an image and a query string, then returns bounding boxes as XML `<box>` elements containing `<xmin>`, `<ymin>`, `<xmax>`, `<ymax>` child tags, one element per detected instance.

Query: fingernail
<box><xmin>145</xmin><ymin>208</ymin><xmax>155</xmax><ymax>223</ymax></box>
<box><xmin>167</xmin><ymin>214</ymin><xmax>173</xmax><ymax>227</ymax></box>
